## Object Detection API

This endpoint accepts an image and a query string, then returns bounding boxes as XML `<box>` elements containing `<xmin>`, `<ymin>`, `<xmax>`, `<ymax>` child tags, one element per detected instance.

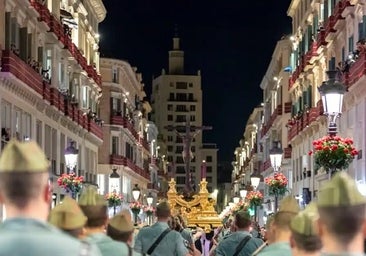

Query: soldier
<box><xmin>79</xmin><ymin>187</ymin><xmax>132</xmax><ymax>256</ymax></box>
<box><xmin>257</xmin><ymin>195</ymin><xmax>300</xmax><ymax>256</ymax></box>
<box><xmin>289</xmin><ymin>202</ymin><xmax>322</xmax><ymax>256</ymax></box>
<box><xmin>134</xmin><ymin>201</ymin><xmax>190</xmax><ymax>256</ymax></box>
<box><xmin>251</xmin><ymin>214</ymin><xmax>275</xmax><ymax>256</ymax></box>
<box><xmin>317</xmin><ymin>172</ymin><xmax>366</xmax><ymax>255</ymax></box>
<box><xmin>215</xmin><ymin>210</ymin><xmax>264</xmax><ymax>256</ymax></box>
<box><xmin>107</xmin><ymin>213</ymin><xmax>140</xmax><ymax>256</ymax></box>
<box><xmin>49</xmin><ymin>196</ymin><xmax>87</xmax><ymax>239</ymax></box>
<box><xmin>0</xmin><ymin>139</ymin><xmax>101</xmax><ymax>256</ymax></box>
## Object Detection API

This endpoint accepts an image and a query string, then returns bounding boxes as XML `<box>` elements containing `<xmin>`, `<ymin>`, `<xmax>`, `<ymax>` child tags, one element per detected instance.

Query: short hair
<box><xmin>0</xmin><ymin>172</ymin><xmax>48</xmax><ymax>208</ymax></box>
<box><xmin>156</xmin><ymin>201</ymin><xmax>171</xmax><ymax>218</ymax></box>
<box><xmin>291</xmin><ymin>231</ymin><xmax>322</xmax><ymax>252</ymax></box>
<box><xmin>62</xmin><ymin>228</ymin><xmax>84</xmax><ymax>238</ymax></box>
<box><xmin>273</xmin><ymin>211</ymin><xmax>297</xmax><ymax>230</ymax></box>
<box><xmin>234</xmin><ymin>211</ymin><xmax>251</xmax><ymax>229</ymax></box>
<box><xmin>318</xmin><ymin>205</ymin><xmax>365</xmax><ymax>244</ymax></box>
<box><xmin>107</xmin><ymin>224</ymin><xmax>133</xmax><ymax>242</ymax></box>
<box><xmin>79</xmin><ymin>205</ymin><xmax>108</xmax><ymax>227</ymax></box>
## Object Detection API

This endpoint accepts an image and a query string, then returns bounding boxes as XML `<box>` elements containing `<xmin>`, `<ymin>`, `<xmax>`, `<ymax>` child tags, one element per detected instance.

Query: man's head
<box><xmin>156</xmin><ymin>201</ymin><xmax>171</xmax><ymax>219</ymax></box>
<box><xmin>317</xmin><ymin>172</ymin><xmax>366</xmax><ymax>246</ymax></box>
<box><xmin>290</xmin><ymin>202</ymin><xmax>322</xmax><ymax>254</ymax></box>
<box><xmin>271</xmin><ymin>196</ymin><xmax>300</xmax><ymax>241</ymax></box>
<box><xmin>49</xmin><ymin>196</ymin><xmax>87</xmax><ymax>238</ymax></box>
<box><xmin>0</xmin><ymin>140</ymin><xmax>51</xmax><ymax>216</ymax></box>
<box><xmin>233</xmin><ymin>211</ymin><xmax>251</xmax><ymax>230</ymax></box>
<box><xmin>107</xmin><ymin>212</ymin><xmax>135</xmax><ymax>244</ymax></box>
<box><xmin>78</xmin><ymin>187</ymin><xmax>107</xmax><ymax>228</ymax></box>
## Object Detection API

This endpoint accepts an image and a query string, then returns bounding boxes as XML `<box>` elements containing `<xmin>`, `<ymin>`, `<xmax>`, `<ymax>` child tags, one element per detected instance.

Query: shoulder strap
<box><xmin>128</xmin><ymin>245</ymin><xmax>132</xmax><ymax>256</ymax></box>
<box><xmin>79</xmin><ymin>240</ymin><xmax>91</xmax><ymax>256</ymax></box>
<box><xmin>233</xmin><ymin>235</ymin><xmax>251</xmax><ymax>256</ymax></box>
<box><xmin>146</xmin><ymin>228</ymin><xmax>171</xmax><ymax>255</ymax></box>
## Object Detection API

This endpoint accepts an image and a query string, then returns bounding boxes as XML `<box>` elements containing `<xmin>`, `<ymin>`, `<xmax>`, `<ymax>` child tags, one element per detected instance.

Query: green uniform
<box><xmin>0</xmin><ymin>218</ymin><xmax>101</xmax><ymax>256</ymax></box>
<box><xmin>134</xmin><ymin>222</ymin><xmax>188</xmax><ymax>256</ymax></box>
<box><xmin>85</xmin><ymin>233</ymin><xmax>140</xmax><ymax>256</ymax></box>
<box><xmin>257</xmin><ymin>241</ymin><xmax>291</xmax><ymax>256</ymax></box>
<box><xmin>321</xmin><ymin>253</ymin><xmax>366</xmax><ymax>256</ymax></box>
<box><xmin>215</xmin><ymin>231</ymin><xmax>263</xmax><ymax>256</ymax></box>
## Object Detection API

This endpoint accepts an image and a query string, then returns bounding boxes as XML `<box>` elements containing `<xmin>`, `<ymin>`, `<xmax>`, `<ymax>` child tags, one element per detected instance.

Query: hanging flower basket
<box><xmin>265</xmin><ymin>172</ymin><xmax>288</xmax><ymax>196</ymax></box>
<box><xmin>143</xmin><ymin>205</ymin><xmax>156</xmax><ymax>216</ymax></box>
<box><xmin>246</xmin><ymin>191</ymin><xmax>263</xmax><ymax>207</ymax></box>
<box><xmin>129</xmin><ymin>201</ymin><xmax>142</xmax><ymax>214</ymax></box>
<box><xmin>57</xmin><ymin>173</ymin><xmax>83</xmax><ymax>199</ymax></box>
<box><xmin>309</xmin><ymin>136</ymin><xmax>358</xmax><ymax>172</ymax></box>
<box><xmin>105</xmin><ymin>192</ymin><xmax>123</xmax><ymax>207</ymax></box>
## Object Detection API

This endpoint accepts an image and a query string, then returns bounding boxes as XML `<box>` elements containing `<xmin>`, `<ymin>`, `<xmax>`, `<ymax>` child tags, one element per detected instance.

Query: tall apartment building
<box><xmin>0</xmin><ymin>0</ymin><xmax>106</xmax><ymax>219</ymax></box>
<box><xmin>98</xmin><ymin>58</ymin><xmax>160</xmax><ymax>203</ymax></box>
<box><xmin>151</xmin><ymin>36</ymin><xmax>218</xmax><ymax>192</ymax></box>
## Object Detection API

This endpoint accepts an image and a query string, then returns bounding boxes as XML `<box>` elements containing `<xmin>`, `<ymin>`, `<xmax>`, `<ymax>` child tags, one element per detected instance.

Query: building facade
<box><xmin>0</xmin><ymin>0</ymin><xmax>106</xmax><ymax>218</ymax></box>
<box><xmin>151</xmin><ymin>36</ymin><xmax>218</xmax><ymax>192</ymax></box>
<box><xmin>98</xmin><ymin>57</ymin><xmax>163</xmax><ymax>204</ymax></box>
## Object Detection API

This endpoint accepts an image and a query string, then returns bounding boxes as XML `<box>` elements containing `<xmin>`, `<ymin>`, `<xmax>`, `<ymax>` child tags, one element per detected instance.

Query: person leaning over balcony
<box><xmin>316</xmin><ymin>172</ymin><xmax>366</xmax><ymax>256</ymax></box>
<box><xmin>79</xmin><ymin>187</ymin><xmax>132</xmax><ymax>256</ymax></box>
<box><xmin>48</xmin><ymin>196</ymin><xmax>88</xmax><ymax>239</ymax></box>
<box><xmin>0</xmin><ymin>139</ymin><xmax>101</xmax><ymax>256</ymax></box>
<box><xmin>215</xmin><ymin>210</ymin><xmax>264</xmax><ymax>256</ymax></box>
<box><xmin>289</xmin><ymin>202</ymin><xmax>322</xmax><ymax>256</ymax></box>
<box><xmin>257</xmin><ymin>196</ymin><xmax>300</xmax><ymax>256</ymax></box>
<box><xmin>134</xmin><ymin>201</ymin><xmax>190</xmax><ymax>256</ymax></box>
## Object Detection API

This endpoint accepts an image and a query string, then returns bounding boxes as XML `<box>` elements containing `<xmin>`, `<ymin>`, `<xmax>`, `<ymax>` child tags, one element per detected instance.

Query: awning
<box><xmin>60</xmin><ymin>9</ymin><xmax>73</xmax><ymax>19</ymax></box>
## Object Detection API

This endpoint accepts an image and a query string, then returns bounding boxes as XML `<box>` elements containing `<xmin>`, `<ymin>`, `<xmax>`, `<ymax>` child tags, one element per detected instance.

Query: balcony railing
<box><xmin>261</xmin><ymin>105</ymin><xmax>282</xmax><ymax>138</ymax></box>
<box><xmin>110</xmin><ymin>154</ymin><xmax>150</xmax><ymax>180</ymax></box>
<box><xmin>29</xmin><ymin>0</ymin><xmax>102</xmax><ymax>88</ymax></box>
<box><xmin>259</xmin><ymin>159</ymin><xmax>271</xmax><ymax>173</ymax></box>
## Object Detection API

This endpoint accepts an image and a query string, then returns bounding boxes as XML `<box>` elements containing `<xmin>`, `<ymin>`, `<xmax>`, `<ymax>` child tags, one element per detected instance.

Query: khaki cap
<box><xmin>109</xmin><ymin>214</ymin><xmax>134</xmax><ymax>232</ymax></box>
<box><xmin>278</xmin><ymin>195</ymin><xmax>300</xmax><ymax>214</ymax></box>
<box><xmin>0</xmin><ymin>139</ymin><xmax>49</xmax><ymax>172</ymax></box>
<box><xmin>78</xmin><ymin>187</ymin><xmax>106</xmax><ymax>206</ymax></box>
<box><xmin>290</xmin><ymin>202</ymin><xmax>319</xmax><ymax>236</ymax></box>
<box><xmin>49</xmin><ymin>196</ymin><xmax>87</xmax><ymax>230</ymax></box>
<box><xmin>318</xmin><ymin>172</ymin><xmax>366</xmax><ymax>207</ymax></box>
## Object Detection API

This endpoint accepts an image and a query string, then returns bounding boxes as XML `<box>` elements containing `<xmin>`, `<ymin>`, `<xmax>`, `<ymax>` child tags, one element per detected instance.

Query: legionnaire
<box><xmin>79</xmin><ymin>187</ymin><xmax>134</xmax><ymax>256</ymax></box>
<box><xmin>251</xmin><ymin>214</ymin><xmax>275</xmax><ymax>256</ymax></box>
<box><xmin>215</xmin><ymin>210</ymin><xmax>264</xmax><ymax>256</ymax></box>
<box><xmin>0</xmin><ymin>140</ymin><xmax>101</xmax><ymax>256</ymax></box>
<box><xmin>257</xmin><ymin>195</ymin><xmax>300</xmax><ymax>256</ymax></box>
<box><xmin>49</xmin><ymin>196</ymin><xmax>87</xmax><ymax>238</ymax></box>
<box><xmin>134</xmin><ymin>201</ymin><xmax>190</xmax><ymax>256</ymax></box>
<box><xmin>317</xmin><ymin>172</ymin><xmax>366</xmax><ymax>256</ymax></box>
<box><xmin>289</xmin><ymin>202</ymin><xmax>322</xmax><ymax>256</ymax></box>
<box><xmin>107</xmin><ymin>213</ymin><xmax>140</xmax><ymax>256</ymax></box>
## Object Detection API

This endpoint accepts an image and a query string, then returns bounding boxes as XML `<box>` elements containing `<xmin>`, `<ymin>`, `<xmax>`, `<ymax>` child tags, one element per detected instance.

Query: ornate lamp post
<box><xmin>233</xmin><ymin>193</ymin><xmax>240</xmax><ymax>204</ymax></box>
<box><xmin>132</xmin><ymin>184</ymin><xmax>141</xmax><ymax>201</ymax></box>
<box><xmin>269</xmin><ymin>141</ymin><xmax>283</xmax><ymax>173</ymax></box>
<box><xmin>110</xmin><ymin>168</ymin><xmax>120</xmax><ymax>178</ymax></box>
<box><xmin>318</xmin><ymin>70</ymin><xmax>347</xmax><ymax>136</ymax></box>
<box><xmin>250</xmin><ymin>173</ymin><xmax>261</xmax><ymax>221</ymax></box>
<box><xmin>239</xmin><ymin>185</ymin><xmax>247</xmax><ymax>200</ymax></box>
<box><xmin>64</xmin><ymin>141</ymin><xmax>79</xmax><ymax>173</ymax></box>
<box><xmin>146</xmin><ymin>192</ymin><xmax>154</xmax><ymax>206</ymax></box>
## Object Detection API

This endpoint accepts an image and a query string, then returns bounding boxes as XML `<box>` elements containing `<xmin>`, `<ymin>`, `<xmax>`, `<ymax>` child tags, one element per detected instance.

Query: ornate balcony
<box><xmin>28</xmin><ymin>0</ymin><xmax>102</xmax><ymax>88</ymax></box>
<box><xmin>261</xmin><ymin>105</ymin><xmax>282</xmax><ymax>138</ymax></box>
<box><xmin>347</xmin><ymin>50</ymin><xmax>366</xmax><ymax>87</ymax></box>
<box><xmin>110</xmin><ymin>154</ymin><xmax>150</xmax><ymax>180</ymax></box>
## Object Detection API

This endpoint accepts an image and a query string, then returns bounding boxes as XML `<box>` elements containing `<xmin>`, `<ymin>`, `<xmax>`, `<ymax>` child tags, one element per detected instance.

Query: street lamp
<box><xmin>64</xmin><ymin>141</ymin><xmax>78</xmax><ymax>173</ymax></box>
<box><xmin>239</xmin><ymin>185</ymin><xmax>247</xmax><ymax>199</ymax></box>
<box><xmin>318</xmin><ymin>70</ymin><xmax>347</xmax><ymax>136</ymax></box>
<box><xmin>251</xmin><ymin>175</ymin><xmax>260</xmax><ymax>190</ymax></box>
<box><xmin>132</xmin><ymin>184</ymin><xmax>141</xmax><ymax>201</ymax></box>
<box><xmin>269</xmin><ymin>141</ymin><xmax>283</xmax><ymax>172</ymax></box>
<box><xmin>146</xmin><ymin>192</ymin><xmax>153</xmax><ymax>206</ymax></box>
<box><xmin>110</xmin><ymin>168</ymin><xmax>120</xmax><ymax>178</ymax></box>
<box><xmin>233</xmin><ymin>193</ymin><xmax>240</xmax><ymax>204</ymax></box>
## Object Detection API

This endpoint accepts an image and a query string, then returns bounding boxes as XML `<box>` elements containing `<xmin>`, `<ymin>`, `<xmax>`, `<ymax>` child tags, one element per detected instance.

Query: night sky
<box><xmin>99</xmin><ymin>1</ymin><xmax>292</xmax><ymax>164</ymax></box>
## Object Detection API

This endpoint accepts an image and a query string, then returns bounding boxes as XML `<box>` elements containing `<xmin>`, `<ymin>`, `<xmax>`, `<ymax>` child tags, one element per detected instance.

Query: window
<box><xmin>176</xmin><ymin>93</ymin><xmax>187</xmax><ymax>101</ymax></box>
<box><xmin>176</xmin><ymin>146</ymin><xmax>183</xmax><ymax>153</ymax></box>
<box><xmin>176</xmin><ymin>176</ymin><xmax>186</xmax><ymax>185</ymax></box>
<box><xmin>191</xmin><ymin>146</ymin><xmax>195</xmax><ymax>152</ymax></box>
<box><xmin>167</xmin><ymin>104</ymin><xmax>173</xmax><ymax>111</ymax></box>
<box><xmin>207</xmin><ymin>166</ymin><xmax>212</xmax><ymax>173</ymax></box>
<box><xmin>190</xmin><ymin>115</ymin><xmax>195</xmax><ymax>122</ymax></box>
<box><xmin>167</xmin><ymin>145</ymin><xmax>173</xmax><ymax>151</ymax></box>
<box><xmin>176</xmin><ymin>156</ymin><xmax>184</xmax><ymax>163</ymax></box>
<box><xmin>167</xmin><ymin>136</ymin><xmax>173</xmax><ymax>142</ymax></box>
<box><xmin>176</xmin><ymin>82</ymin><xmax>187</xmax><ymax>89</ymax></box>
<box><xmin>112</xmin><ymin>136</ymin><xmax>119</xmax><ymax>154</ymax></box>
<box><xmin>36</xmin><ymin>120</ymin><xmax>42</xmax><ymax>146</ymax></box>
<box><xmin>190</xmin><ymin>105</ymin><xmax>195</xmax><ymax>111</ymax></box>
<box><xmin>167</xmin><ymin>115</ymin><xmax>173</xmax><ymax>121</ymax></box>
<box><xmin>176</xmin><ymin>115</ymin><xmax>186</xmax><ymax>122</ymax></box>
<box><xmin>206</xmin><ymin>156</ymin><xmax>212</xmax><ymax>163</ymax></box>
<box><xmin>169</xmin><ymin>93</ymin><xmax>174</xmax><ymax>100</ymax></box>
<box><xmin>189</xmin><ymin>83</ymin><xmax>193</xmax><ymax>87</ymax></box>
<box><xmin>81</xmin><ymin>86</ymin><xmax>89</xmax><ymax>109</ymax></box>
<box><xmin>167</xmin><ymin>155</ymin><xmax>173</xmax><ymax>162</ymax></box>
<box><xmin>188</xmin><ymin>93</ymin><xmax>194</xmax><ymax>101</ymax></box>
<box><xmin>112</xmin><ymin>67</ymin><xmax>118</xmax><ymax>82</ymax></box>
<box><xmin>206</xmin><ymin>177</ymin><xmax>212</xmax><ymax>183</ymax></box>
<box><xmin>176</xmin><ymin>105</ymin><xmax>187</xmax><ymax>112</ymax></box>
<box><xmin>176</xmin><ymin>166</ymin><xmax>185</xmax><ymax>174</ymax></box>
<box><xmin>349</xmin><ymin>35</ymin><xmax>354</xmax><ymax>53</ymax></box>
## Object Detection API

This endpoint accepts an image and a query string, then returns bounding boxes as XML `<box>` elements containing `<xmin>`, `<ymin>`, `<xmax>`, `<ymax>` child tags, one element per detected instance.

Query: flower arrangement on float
<box><xmin>309</xmin><ymin>136</ymin><xmax>358</xmax><ymax>173</ymax></box>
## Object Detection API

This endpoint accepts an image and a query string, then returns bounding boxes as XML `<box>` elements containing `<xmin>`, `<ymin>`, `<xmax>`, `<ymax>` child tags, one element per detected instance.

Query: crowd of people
<box><xmin>0</xmin><ymin>139</ymin><xmax>366</xmax><ymax>256</ymax></box>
